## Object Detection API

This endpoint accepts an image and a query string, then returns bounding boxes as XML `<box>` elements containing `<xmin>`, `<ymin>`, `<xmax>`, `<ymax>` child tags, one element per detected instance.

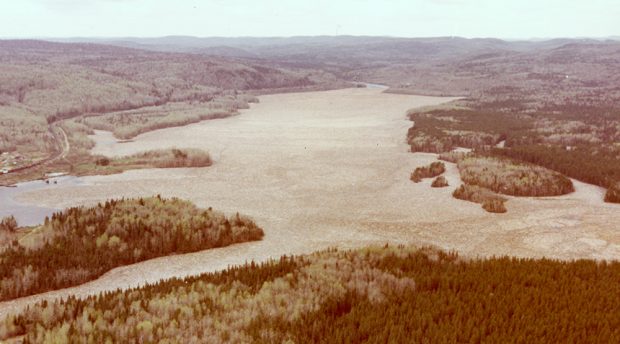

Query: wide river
<box><xmin>1</xmin><ymin>87</ymin><xmax>618</xmax><ymax>317</ymax></box>
<box><xmin>0</xmin><ymin>176</ymin><xmax>84</xmax><ymax>226</ymax></box>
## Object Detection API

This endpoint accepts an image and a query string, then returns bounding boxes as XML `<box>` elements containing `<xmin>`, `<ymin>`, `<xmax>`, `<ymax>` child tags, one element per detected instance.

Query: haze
<box><xmin>1</xmin><ymin>0</ymin><xmax>619</xmax><ymax>39</ymax></box>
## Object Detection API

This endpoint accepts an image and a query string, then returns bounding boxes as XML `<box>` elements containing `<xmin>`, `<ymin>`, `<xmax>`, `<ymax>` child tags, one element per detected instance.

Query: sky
<box><xmin>0</xmin><ymin>0</ymin><xmax>618</xmax><ymax>39</ymax></box>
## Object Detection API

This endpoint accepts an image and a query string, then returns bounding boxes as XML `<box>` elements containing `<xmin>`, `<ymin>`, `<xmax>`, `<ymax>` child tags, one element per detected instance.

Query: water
<box><xmin>0</xmin><ymin>176</ymin><xmax>85</xmax><ymax>227</ymax></box>
<box><xmin>364</xmin><ymin>83</ymin><xmax>389</xmax><ymax>89</ymax></box>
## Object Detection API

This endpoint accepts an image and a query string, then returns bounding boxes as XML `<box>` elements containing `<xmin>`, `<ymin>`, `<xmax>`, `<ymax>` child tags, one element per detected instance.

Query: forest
<box><xmin>490</xmin><ymin>145</ymin><xmax>620</xmax><ymax>203</ymax></box>
<box><xmin>407</xmin><ymin>105</ymin><xmax>620</xmax><ymax>203</ymax></box>
<box><xmin>1</xmin><ymin>245</ymin><xmax>618</xmax><ymax>343</ymax></box>
<box><xmin>76</xmin><ymin>148</ymin><xmax>213</xmax><ymax>177</ymax></box>
<box><xmin>0</xmin><ymin>215</ymin><xmax>17</xmax><ymax>232</ymax></box>
<box><xmin>449</xmin><ymin>155</ymin><xmax>573</xmax><ymax>213</ymax></box>
<box><xmin>410</xmin><ymin>161</ymin><xmax>445</xmax><ymax>183</ymax></box>
<box><xmin>407</xmin><ymin>107</ymin><xmax>531</xmax><ymax>153</ymax></box>
<box><xmin>77</xmin><ymin>93</ymin><xmax>258</xmax><ymax>140</ymax></box>
<box><xmin>0</xmin><ymin>40</ymin><xmax>340</xmax><ymax>185</ymax></box>
<box><xmin>0</xmin><ymin>196</ymin><xmax>263</xmax><ymax>301</ymax></box>
<box><xmin>453</xmin><ymin>184</ymin><xmax>508</xmax><ymax>213</ymax></box>
<box><xmin>457</xmin><ymin>156</ymin><xmax>574</xmax><ymax>197</ymax></box>
<box><xmin>605</xmin><ymin>183</ymin><xmax>620</xmax><ymax>203</ymax></box>
<box><xmin>430</xmin><ymin>175</ymin><xmax>449</xmax><ymax>188</ymax></box>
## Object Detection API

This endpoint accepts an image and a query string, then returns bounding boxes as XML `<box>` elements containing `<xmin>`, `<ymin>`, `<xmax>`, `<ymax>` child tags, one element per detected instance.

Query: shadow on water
<box><xmin>0</xmin><ymin>176</ymin><xmax>86</xmax><ymax>227</ymax></box>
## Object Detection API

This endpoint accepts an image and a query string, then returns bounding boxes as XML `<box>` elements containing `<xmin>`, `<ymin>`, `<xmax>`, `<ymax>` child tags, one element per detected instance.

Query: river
<box><xmin>0</xmin><ymin>87</ymin><xmax>618</xmax><ymax>319</ymax></box>
<box><xmin>0</xmin><ymin>176</ymin><xmax>85</xmax><ymax>226</ymax></box>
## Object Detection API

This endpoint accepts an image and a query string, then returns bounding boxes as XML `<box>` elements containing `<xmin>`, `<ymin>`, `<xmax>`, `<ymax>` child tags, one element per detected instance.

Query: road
<box><xmin>53</xmin><ymin>125</ymin><xmax>70</xmax><ymax>161</ymax></box>
<box><xmin>2</xmin><ymin>124</ymin><xmax>69</xmax><ymax>177</ymax></box>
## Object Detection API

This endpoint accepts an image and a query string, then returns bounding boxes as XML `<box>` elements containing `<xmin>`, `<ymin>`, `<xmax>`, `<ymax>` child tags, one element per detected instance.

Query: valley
<box><xmin>1</xmin><ymin>87</ymin><xmax>617</xmax><ymax>321</ymax></box>
<box><xmin>0</xmin><ymin>27</ymin><xmax>619</xmax><ymax>341</ymax></box>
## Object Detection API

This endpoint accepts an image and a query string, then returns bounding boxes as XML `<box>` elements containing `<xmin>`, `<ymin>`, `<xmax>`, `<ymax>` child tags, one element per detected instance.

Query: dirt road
<box><xmin>2</xmin><ymin>87</ymin><xmax>618</xmax><ymax>318</ymax></box>
<box><xmin>1</xmin><ymin>124</ymin><xmax>69</xmax><ymax>179</ymax></box>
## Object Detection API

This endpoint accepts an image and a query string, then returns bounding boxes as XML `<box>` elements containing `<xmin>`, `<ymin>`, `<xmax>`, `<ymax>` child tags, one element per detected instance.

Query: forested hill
<box><xmin>0</xmin><ymin>196</ymin><xmax>263</xmax><ymax>301</ymax></box>
<box><xmin>0</xmin><ymin>39</ymin><xmax>344</xmax><ymax>183</ymax></box>
<box><xmin>0</xmin><ymin>39</ymin><xmax>341</xmax><ymax>117</ymax></box>
<box><xmin>2</xmin><ymin>246</ymin><xmax>618</xmax><ymax>342</ymax></box>
<box><xmin>63</xmin><ymin>36</ymin><xmax>620</xmax><ymax>107</ymax></box>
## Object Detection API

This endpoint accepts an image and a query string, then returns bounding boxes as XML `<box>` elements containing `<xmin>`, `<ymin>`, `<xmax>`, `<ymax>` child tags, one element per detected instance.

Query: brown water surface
<box><xmin>2</xmin><ymin>88</ymin><xmax>618</xmax><ymax>318</ymax></box>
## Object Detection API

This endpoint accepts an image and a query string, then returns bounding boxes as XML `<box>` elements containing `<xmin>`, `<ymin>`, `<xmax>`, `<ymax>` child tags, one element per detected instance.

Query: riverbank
<box><xmin>1</xmin><ymin>87</ymin><xmax>618</xmax><ymax>320</ymax></box>
<box><xmin>0</xmin><ymin>176</ymin><xmax>85</xmax><ymax>227</ymax></box>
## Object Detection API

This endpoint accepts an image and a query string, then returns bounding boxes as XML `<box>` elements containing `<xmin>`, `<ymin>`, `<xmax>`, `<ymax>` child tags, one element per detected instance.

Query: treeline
<box><xmin>0</xmin><ymin>106</ymin><xmax>53</xmax><ymax>157</ymax></box>
<box><xmin>104</xmin><ymin>111</ymin><xmax>232</xmax><ymax>140</ymax></box>
<box><xmin>438</xmin><ymin>151</ymin><xmax>470</xmax><ymax>163</ymax></box>
<box><xmin>490</xmin><ymin>144</ymin><xmax>620</xmax><ymax>191</ymax></box>
<box><xmin>0</xmin><ymin>215</ymin><xmax>17</xmax><ymax>232</ymax></box>
<box><xmin>80</xmin><ymin>95</ymin><xmax>254</xmax><ymax>140</ymax></box>
<box><xmin>605</xmin><ymin>183</ymin><xmax>620</xmax><ymax>203</ymax></box>
<box><xmin>407</xmin><ymin>108</ymin><xmax>531</xmax><ymax>153</ymax></box>
<box><xmin>135</xmin><ymin>148</ymin><xmax>212</xmax><ymax>169</ymax></box>
<box><xmin>45</xmin><ymin>85</ymin><xmax>251</xmax><ymax>125</ymax></box>
<box><xmin>46</xmin><ymin>97</ymin><xmax>167</xmax><ymax>124</ymax></box>
<box><xmin>453</xmin><ymin>184</ymin><xmax>507</xmax><ymax>213</ymax></box>
<box><xmin>283</xmin><ymin>250</ymin><xmax>620</xmax><ymax>344</ymax></box>
<box><xmin>50</xmin><ymin>148</ymin><xmax>214</xmax><ymax>180</ymax></box>
<box><xmin>431</xmin><ymin>175</ymin><xmax>449</xmax><ymax>188</ymax></box>
<box><xmin>0</xmin><ymin>196</ymin><xmax>263</xmax><ymax>301</ymax></box>
<box><xmin>410</xmin><ymin>161</ymin><xmax>445</xmax><ymax>182</ymax></box>
<box><xmin>450</xmin><ymin>156</ymin><xmax>574</xmax><ymax>213</ymax></box>
<box><xmin>406</xmin><ymin>104</ymin><xmax>620</xmax><ymax>202</ymax></box>
<box><xmin>458</xmin><ymin>156</ymin><xmax>574</xmax><ymax>197</ymax></box>
<box><xmin>0</xmin><ymin>216</ymin><xmax>19</xmax><ymax>248</ymax></box>
<box><xmin>2</xmin><ymin>246</ymin><xmax>619</xmax><ymax>343</ymax></box>
<box><xmin>93</xmin><ymin>148</ymin><xmax>212</xmax><ymax>171</ymax></box>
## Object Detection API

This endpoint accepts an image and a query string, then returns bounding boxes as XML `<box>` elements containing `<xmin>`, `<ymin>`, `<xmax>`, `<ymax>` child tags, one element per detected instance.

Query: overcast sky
<box><xmin>0</xmin><ymin>0</ymin><xmax>618</xmax><ymax>39</ymax></box>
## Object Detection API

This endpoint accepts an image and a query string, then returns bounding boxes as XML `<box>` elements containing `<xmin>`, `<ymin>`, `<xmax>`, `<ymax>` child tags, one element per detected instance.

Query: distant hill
<box><xmin>0</xmin><ymin>39</ymin><xmax>349</xmax><ymax>184</ymax></box>
<box><xmin>0</xmin><ymin>39</ymin><xmax>343</xmax><ymax>116</ymax></box>
<box><xmin>53</xmin><ymin>36</ymin><xmax>610</xmax><ymax>62</ymax></box>
<box><xmin>5</xmin><ymin>36</ymin><xmax>620</xmax><ymax>107</ymax></box>
<box><xmin>0</xmin><ymin>39</ymin><xmax>333</xmax><ymax>90</ymax></box>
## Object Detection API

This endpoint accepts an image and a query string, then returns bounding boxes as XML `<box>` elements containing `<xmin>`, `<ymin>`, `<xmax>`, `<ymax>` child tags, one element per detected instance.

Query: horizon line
<box><xmin>0</xmin><ymin>35</ymin><xmax>619</xmax><ymax>42</ymax></box>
